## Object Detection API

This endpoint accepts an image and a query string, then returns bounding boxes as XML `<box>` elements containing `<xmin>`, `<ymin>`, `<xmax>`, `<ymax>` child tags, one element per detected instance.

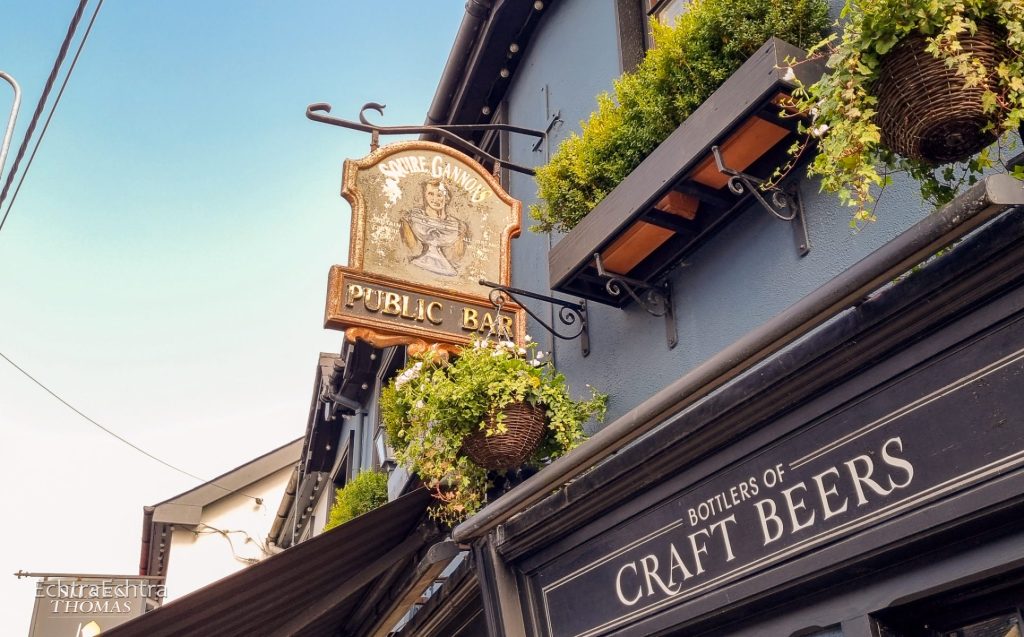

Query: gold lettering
<box><xmin>480</xmin><ymin>312</ymin><xmax>495</xmax><ymax>334</ymax></box>
<box><xmin>416</xmin><ymin>299</ymin><xmax>426</xmax><ymax>322</ymax></box>
<box><xmin>461</xmin><ymin>307</ymin><xmax>479</xmax><ymax>330</ymax></box>
<box><xmin>345</xmin><ymin>284</ymin><xmax>364</xmax><ymax>308</ymax></box>
<box><xmin>426</xmin><ymin>302</ymin><xmax>443</xmax><ymax>325</ymax></box>
<box><xmin>382</xmin><ymin>292</ymin><xmax>402</xmax><ymax>316</ymax></box>
<box><xmin>363</xmin><ymin>289</ymin><xmax>382</xmax><ymax>312</ymax></box>
<box><xmin>400</xmin><ymin>296</ymin><xmax>418</xmax><ymax>320</ymax></box>
<box><xmin>498</xmin><ymin>314</ymin><xmax>513</xmax><ymax>335</ymax></box>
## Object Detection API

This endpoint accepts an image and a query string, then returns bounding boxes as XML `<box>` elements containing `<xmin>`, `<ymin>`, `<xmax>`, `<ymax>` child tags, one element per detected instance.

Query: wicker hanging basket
<box><xmin>461</xmin><ymin>402</ymin><xmax>548</xmax><ymax>471</ymax></box>
<box><xmin>873</xmin><ymin>21</ymin><xmax>1010</xmax><ymax>165</ymax></box>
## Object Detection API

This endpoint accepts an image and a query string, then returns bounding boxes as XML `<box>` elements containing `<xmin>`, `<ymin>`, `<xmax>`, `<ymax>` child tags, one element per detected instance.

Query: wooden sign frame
<box><xmin>328</xmin><ymin>140</ymin><xmax>525</xmax><ymax>352</ymax></box>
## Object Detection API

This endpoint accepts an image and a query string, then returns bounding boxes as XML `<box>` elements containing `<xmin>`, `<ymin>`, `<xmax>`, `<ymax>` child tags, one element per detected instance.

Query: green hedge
<box><xmin>324</xmin><ymin>470</ymin><xmax>388</xmax><ymax>531</ymax></box>
<box><xmin>530</xmin><ymin>0</ymin><xmax>831</xmax><ymax>233</ymax></box>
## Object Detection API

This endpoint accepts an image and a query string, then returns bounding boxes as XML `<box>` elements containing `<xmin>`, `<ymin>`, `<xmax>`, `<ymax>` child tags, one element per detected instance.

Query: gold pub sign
<box><xmin>325</xmin><ymin>140</ymin><xmax>525</xmax><ymax>353</ymax></box>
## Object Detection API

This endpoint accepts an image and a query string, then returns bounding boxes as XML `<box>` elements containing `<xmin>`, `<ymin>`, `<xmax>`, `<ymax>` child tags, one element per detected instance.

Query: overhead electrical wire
<box><xmin>0</xmin><ymin>0</ymin><xmax>91</xmax><ymax>235</ymax></box>
<box><xmin>0</xmin><ymin>350</ymin><xmax>262</xmax><ymax>503</ymax></box>
<box><xmin>0</xmin><ymin>0</ymin><xmax>106</xmax><ymax>231</ymax></box>
<box><xmin>0</xmin><ymin>3</ymin><xmax>267</xmax><ymax>505</ymax></box>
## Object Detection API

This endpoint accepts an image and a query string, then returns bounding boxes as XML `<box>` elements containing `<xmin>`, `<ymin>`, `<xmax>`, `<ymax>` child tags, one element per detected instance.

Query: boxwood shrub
<box><xmin>324</xmin><ymin>470</ymin><xmax>388</xmax><ymax>530</ymax></box>
<box><xmin>530</xmin><ymin>0</ymin><xmax>831</xmax><ymax>233</ymax></box>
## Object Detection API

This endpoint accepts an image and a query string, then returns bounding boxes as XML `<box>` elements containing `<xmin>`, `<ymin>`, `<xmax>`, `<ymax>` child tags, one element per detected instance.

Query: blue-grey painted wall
<box><xmin>504</xmin><ymin>0</ymin><xmax>931</xmax><ymax>428</ymax></box>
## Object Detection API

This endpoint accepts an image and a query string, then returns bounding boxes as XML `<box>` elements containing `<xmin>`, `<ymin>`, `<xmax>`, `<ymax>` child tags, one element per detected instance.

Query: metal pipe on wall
<box><xmin>266</xmin><ymin>467</ymin><xmax>299</xmax><ymax>548</ymax></box>
<box><xmin>453</xmin><ymin>174</ymin><xmax>1024</xmax><ymax>542</ymax></box>
<box><xmin>423</xmin><ymin>0</ymin><xmax>494</xmax><ymax>129</ymax></box>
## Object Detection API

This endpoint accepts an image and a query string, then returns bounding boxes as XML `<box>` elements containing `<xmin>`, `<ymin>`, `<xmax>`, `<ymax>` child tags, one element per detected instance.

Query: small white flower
<box><xmin>810</xmin><ymin>106</ymin><xmax>819</xmax><ymax>120</ymax></box>
<box><xmin>530</xmin><ymin>359</ymin><xmax>541</xmax><ymax>367</ymax></box>
<box><xmin>501</xmin><ymin>340</ymin><xmax>515</xmax><ymax>349</ymax></box>
<box><xmin>811</xmin><ymin>123</ymin><xmax>829</xmax><ymax>138</ymax></box>
<box><xmin>783</xmin><ymin>66</ymin><xmax>796</xmax><ymax>81</ymax></box>
<box><xmin>415</xmin><ymin>400</ymin><xmax>425</xmax><ymax>409</ymax></box>
<box><xmin>413</xmin><ymin>362</ymin><xmax>423</xmax><ymax>370</ymax></box>
<box><xmin>518</xmin><ymin>347</ymin><xmax>527</xmax><ymax>356</ymax></box>
<box><xmin>525</xmin><ymin>334</ymin><xmax>533</xmax><ymax>343</ymax></box>
<box><xmin>536</xmin><ymin>351</ymin><xmax>545</xmax><ymax>360</ymax></box>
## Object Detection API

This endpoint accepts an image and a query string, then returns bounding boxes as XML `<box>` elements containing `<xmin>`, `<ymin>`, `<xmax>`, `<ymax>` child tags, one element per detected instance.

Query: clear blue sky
<box><xmin>0</xmin><ymin>1</ymin><xmax>464</xmax><ymax>628</ymax></box>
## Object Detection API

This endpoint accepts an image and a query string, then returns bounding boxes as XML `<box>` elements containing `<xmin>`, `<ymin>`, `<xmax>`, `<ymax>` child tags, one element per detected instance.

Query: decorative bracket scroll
<box><xmin>306</xmin><ymin>102</ymin><xmax>546</xmax><ymax>176</ymax></box>
<box><xmin>532</xmin><ymin>110</ymin><xmax>562</xmax><ymax>153</ymax></box>
<box><xmin>593</xmin><ymin>254</ymin><xmax>678</xmax><ymax>350</ymax></box>
<box><xmin>711</xmin><ymin>145</ymin><xmax>811</xmax><ymax>257</ymax></box>
<box><xmin>478</xmin><ymin>279</ymin><xmax>590</xmax><ymax>357</ymax></box>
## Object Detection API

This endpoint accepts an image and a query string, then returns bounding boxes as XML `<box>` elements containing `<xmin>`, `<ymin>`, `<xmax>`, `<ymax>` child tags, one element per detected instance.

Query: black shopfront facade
<box><xmin>401</xmin><ymin>187</ymin><xmax>1024</xmax><ymax>637</ymax></box>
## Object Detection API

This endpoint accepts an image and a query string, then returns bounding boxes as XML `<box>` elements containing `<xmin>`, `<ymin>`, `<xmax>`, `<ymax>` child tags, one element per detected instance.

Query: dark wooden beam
<box><xmin>393</xmin><ymin>561</ymin><xmax>483</xmax><ymax>637</ymax></box>
<box><xmin>365</xmin><ymin>541</ymin><xmax>461</xmax><ymax>637</ymax></box>
<box><xmin>475</xmin><ymin>540</ymin><xmax>528</xmax><ymax>637</ymax></box>
<box><xmin>449</xmin><ymin>2</ymin><xmax>543</xmax><ymax>127</ymax></box>
<box><xmin>628</xmin><ymin>202</ymin><xmax>740</xmax><ymax>282</ymax></box>
<box><xmin>642</xmin><ymin>209</ymin><xmax>702</xmax><ymax>235</ymax></box>
<box><xmin>673</xmin><ymin>181</ymin><xmax>736</xmax><ymax>209</ymax></box>
<box><xmin>343</xmin><ymin>555</ymin><xmax>412</xmax><ymax>636</ymax></box>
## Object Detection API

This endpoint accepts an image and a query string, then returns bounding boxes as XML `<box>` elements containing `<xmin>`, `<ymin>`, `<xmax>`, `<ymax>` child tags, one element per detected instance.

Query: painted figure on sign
<box><xmin>400</xmin><ymin>179</ymin><xmax>468</xmax><ymax>277</ymax></box>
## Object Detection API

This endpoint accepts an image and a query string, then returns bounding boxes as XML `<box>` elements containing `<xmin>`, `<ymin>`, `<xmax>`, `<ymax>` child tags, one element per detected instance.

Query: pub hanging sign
<box><xmin>325</xmin><ymin>141</ymin><xmax>525</xmax><ymax>353</ymax></box>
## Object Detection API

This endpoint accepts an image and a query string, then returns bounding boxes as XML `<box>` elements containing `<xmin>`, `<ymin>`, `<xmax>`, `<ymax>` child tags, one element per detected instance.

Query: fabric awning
<box><xmin>106</xmin><ymin>488</ymin><xmax>435</xmax><ymax>637</ymax></box>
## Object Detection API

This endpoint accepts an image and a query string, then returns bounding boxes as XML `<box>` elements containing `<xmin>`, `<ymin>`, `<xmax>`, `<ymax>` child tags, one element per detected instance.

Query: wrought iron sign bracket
<box><xmin>479</xmin><ymin>279</ymin><xmax>590</xmax><ymax>357</ymax></box>
<box><xmin>532</xmin><ymin>110</ymin><xmax>562</xmax><ymax>152</ymax></box>
<box><xmin>306</xmin><ymin>102</ymin><xmax>546</xmax><ymax>176</ymax></box>
<box><xmin>593</xmin><ymin>254</ymin><xmax>678</xmax><ymax>350</ymax></box>
<box><xmin>711</xmin><ymin>145</ymin><xmax>811</xmax><ymax>257</ymax></box>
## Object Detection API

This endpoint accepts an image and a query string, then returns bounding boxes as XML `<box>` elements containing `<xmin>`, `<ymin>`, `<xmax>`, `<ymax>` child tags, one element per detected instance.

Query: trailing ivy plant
<box><xmin>530</xmin><ymin>0</ymin><xmax>831</xmax><ymax>233</ymax></box>
<box><xmin>324</xmin><ymin>470</ymin><xmax>388</xmax><ymax>531</ymax></box>
<box><xmin>787</xmin><ymin>0</ymin><xmax>1024</xmax><ymax>226</ymax></box>
<box><xmin>381</xmin><ymin>337</ymin><xmax>606</xmax><ymax>525</ymax></box>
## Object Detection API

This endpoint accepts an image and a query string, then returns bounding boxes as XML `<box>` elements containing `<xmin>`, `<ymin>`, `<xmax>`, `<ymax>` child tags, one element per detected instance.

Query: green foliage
<box><xmin>789</xmin><ymin>0</ymin><xmax>1024</xmax><ymax>226</ymax></box>
<box><xmin>530</xmin><ymin>0</ymin><xmax>832</xmax><ymax>233</ymax></box>
<box><xmin>382</xmin><ymin>337</ymin><xmax>607</xmax><ymax>525</ymax></box>
<box><xmin>324</xmin><ymin>470</ymin><xmax>388</xmax><ymax>531</ymax></box>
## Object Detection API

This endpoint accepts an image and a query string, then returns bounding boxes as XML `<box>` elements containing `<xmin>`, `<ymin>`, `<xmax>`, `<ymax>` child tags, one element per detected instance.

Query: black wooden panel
<box><xmin>307</xmin><ymin>416</ymin><xmax>342</xmax><ymax>474</ymax></box>
<box><xmin>614</xmin><ymin>0</ymin><xmax>647</xmax><ymax>73</ymax></box>
<box><xmin>536</xmin><ymin>321</ymin><xmax>1024</xmax><ymax>635</ymax></box>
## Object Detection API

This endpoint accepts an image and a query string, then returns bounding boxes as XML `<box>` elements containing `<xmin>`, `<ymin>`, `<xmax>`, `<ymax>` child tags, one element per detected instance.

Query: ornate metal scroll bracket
<box><xmin>593</xmin><ymin>254</ymin><xmax>678</xmax><ymax>350</ymax></box>
<box><xmin>532</xmin><ymin>110</ymin><xmax>562</xmax><ymax>153</ymax></box>
<box><xmin>711</xmin><ymin>145</ymin><xmax>811</xmax><ymax>257</ymax></box>
<box><xmin>306</xmin><ymin>102</ymin><xmax>546</xmax><ymax>176</ymax></box>
<box><xmin>478</xmin><ymin>279</ymin><xmax>590</xmax><ymax>357</ymax></box>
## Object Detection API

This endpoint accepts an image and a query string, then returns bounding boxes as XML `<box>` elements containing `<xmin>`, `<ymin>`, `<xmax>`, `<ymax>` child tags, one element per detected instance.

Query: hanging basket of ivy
<box><xmin>873</xmin><ymin>20</ymin><xmax>1011</xmax><ymax>165</ymax></box>
<box><xmin>461</xmin><ymin>402</ymin><xmax>548</xmax><ymax>471</ymax></box>
<box><xmin>381</xmin><ymin>337</ymin><xmax>606</xmax><ymax>525</ymax></box>
<box><xmin>788</xmin><ymin>0</ymin><xmax>1024</xmax><ymax>226</ymax></box>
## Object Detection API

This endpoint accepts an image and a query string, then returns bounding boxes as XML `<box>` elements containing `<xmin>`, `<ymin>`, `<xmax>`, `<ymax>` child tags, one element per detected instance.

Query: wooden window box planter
<box><xmin>548</xmin><ymin>37</ymin><xmax>826</xmax><ymax>307</ymax></box>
